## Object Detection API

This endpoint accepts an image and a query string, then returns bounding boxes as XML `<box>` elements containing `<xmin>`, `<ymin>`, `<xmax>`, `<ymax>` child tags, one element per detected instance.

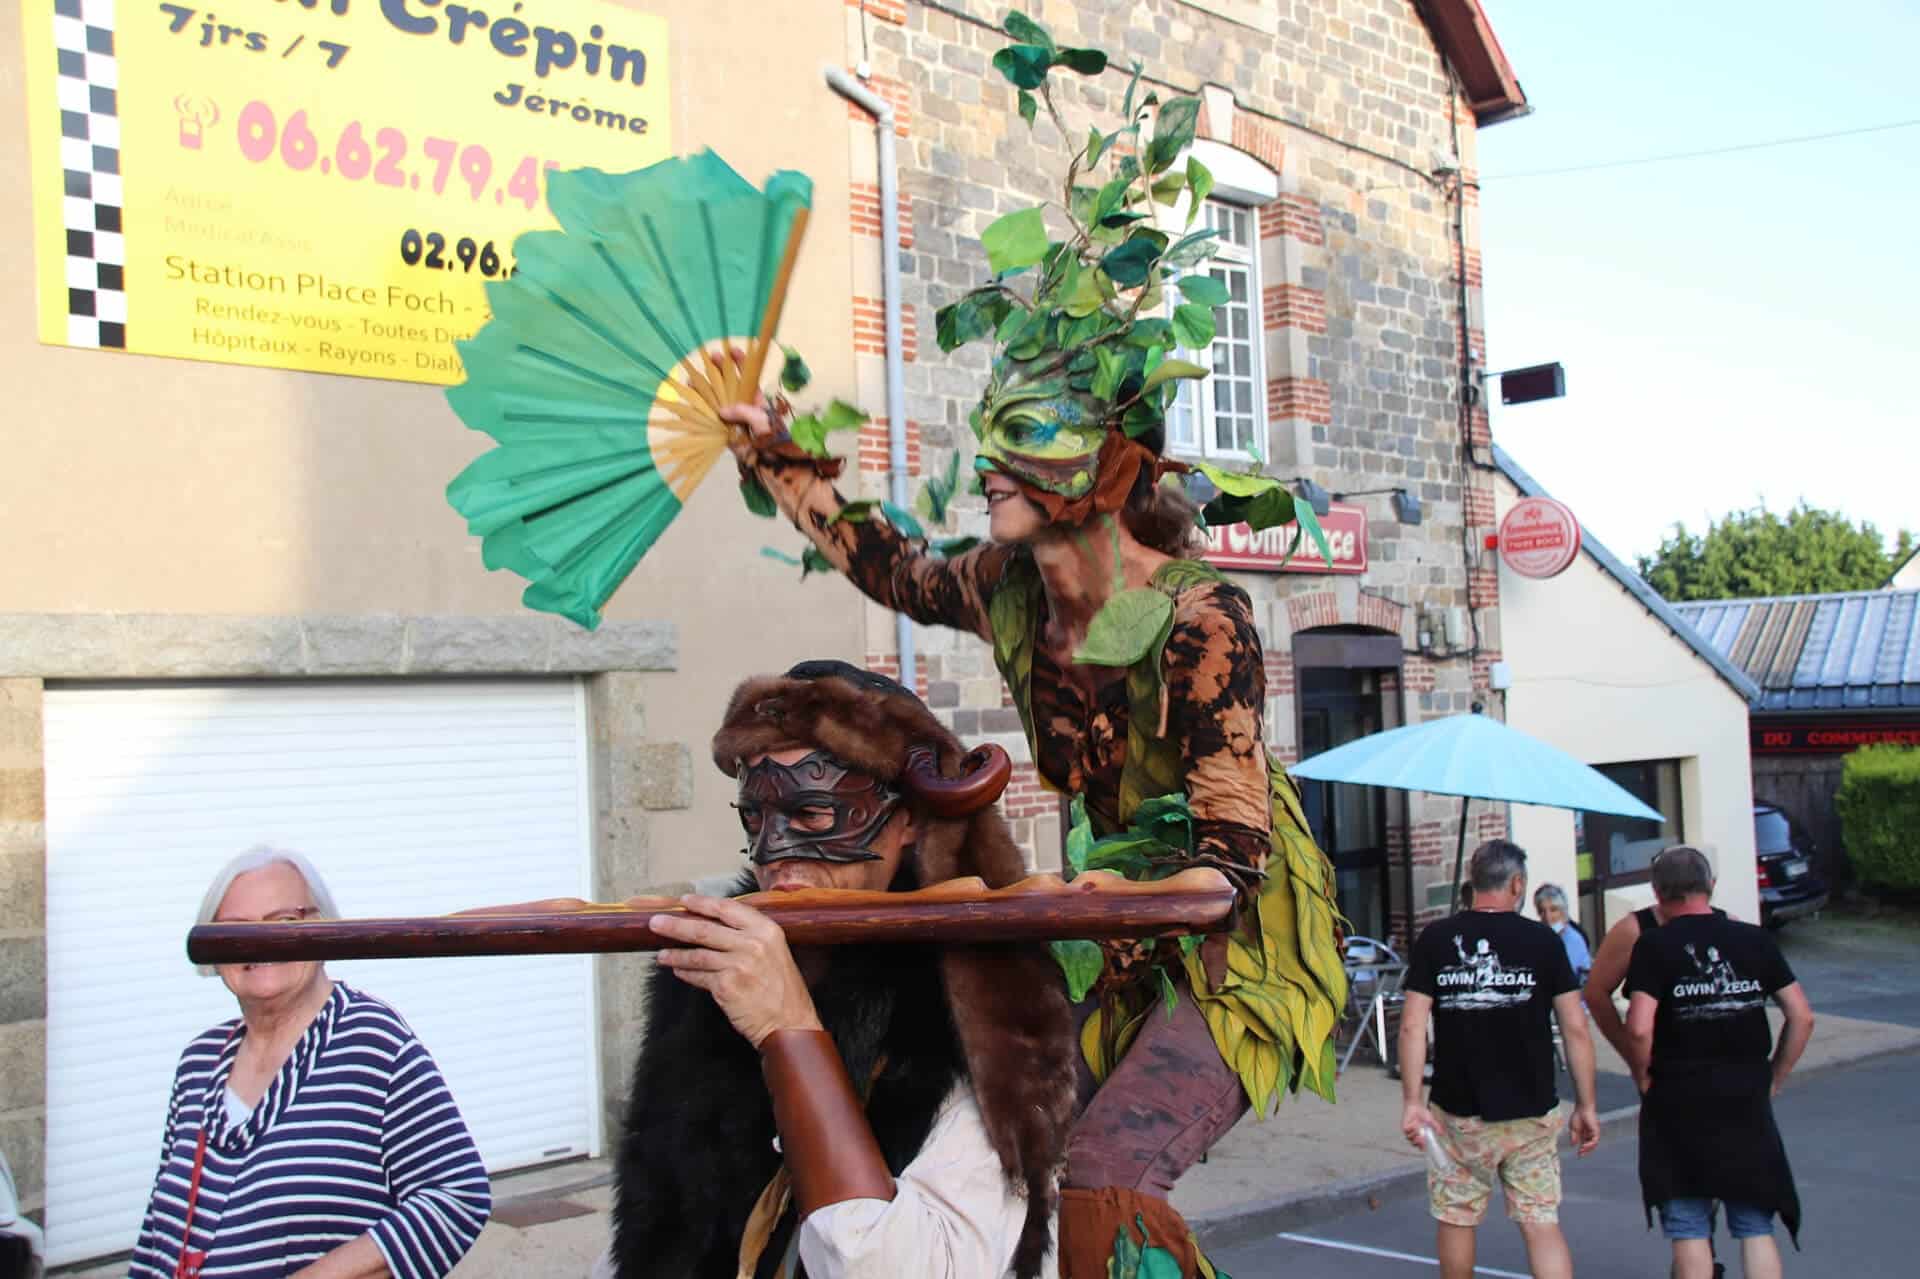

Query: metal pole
<box><xmin>1449</xmin><ymin>793</ymin><xmax>1471</xmax><ymax>912</ymax></box>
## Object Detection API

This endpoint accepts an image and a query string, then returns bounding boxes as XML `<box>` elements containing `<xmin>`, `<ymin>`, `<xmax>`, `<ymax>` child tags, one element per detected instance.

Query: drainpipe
<box><xmin>825</xmin><ymin>66</ymin><xmax>915</xmax><ymax>693</ymax></box>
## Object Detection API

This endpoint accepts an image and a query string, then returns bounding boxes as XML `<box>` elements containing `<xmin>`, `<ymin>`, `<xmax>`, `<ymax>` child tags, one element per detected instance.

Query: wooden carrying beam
<box><xmin>186</xmin><ymin>869</ymin><xmax>1238</xmax><ymax>965</ymax></box>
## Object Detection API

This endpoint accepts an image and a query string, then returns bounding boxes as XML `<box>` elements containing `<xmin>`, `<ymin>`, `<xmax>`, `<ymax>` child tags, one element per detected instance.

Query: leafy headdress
<box><xmin>934</xmin><ymin>11</ymin><xmax>1318</xmax><ymax>541</ymax></box>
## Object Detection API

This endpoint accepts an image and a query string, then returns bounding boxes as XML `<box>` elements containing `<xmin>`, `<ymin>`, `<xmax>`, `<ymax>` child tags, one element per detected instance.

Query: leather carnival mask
<box><xmin>734</xmin><ymin>750</ymin><xmax>901</xmax><ymax>865</ymax></box>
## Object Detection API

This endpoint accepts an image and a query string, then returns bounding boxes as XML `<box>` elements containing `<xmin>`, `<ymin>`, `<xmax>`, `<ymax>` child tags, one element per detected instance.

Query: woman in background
<box><xmin>129</xmin><ymin>846</ymin><xmax>490</xmax><ymax>1279</ymax></box>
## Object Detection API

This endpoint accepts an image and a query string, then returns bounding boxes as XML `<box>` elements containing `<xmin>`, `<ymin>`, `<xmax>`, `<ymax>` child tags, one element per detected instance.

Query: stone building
<box><xmin>2</xmin><ymin>0</ymin><xmax>1530</xmax><ymax>1260</ymax></box>
<box><xmin>838</xmin><ymin>0</ymin><xmax>1528</xmax><ymax>945</ymax></box>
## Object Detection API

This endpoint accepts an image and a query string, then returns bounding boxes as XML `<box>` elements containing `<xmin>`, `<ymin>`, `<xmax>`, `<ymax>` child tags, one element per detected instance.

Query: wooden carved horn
<box><xmin>900</xmin><ymin>743</ymin><xmax>1014</xmax><ymax>817</ymax></box>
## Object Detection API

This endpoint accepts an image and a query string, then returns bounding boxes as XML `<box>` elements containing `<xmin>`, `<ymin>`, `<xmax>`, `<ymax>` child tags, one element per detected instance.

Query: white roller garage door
<box><xmin>43</xmin><ymin>679</ymin><xmax>600</xmax><ymax>1265</ymax></box>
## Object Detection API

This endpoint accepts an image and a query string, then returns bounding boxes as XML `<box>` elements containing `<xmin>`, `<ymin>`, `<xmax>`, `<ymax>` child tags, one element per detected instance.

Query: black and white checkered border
<box><xmin>52</xmin><ymin>0</ymin><xmax>125</xmax><ymax>350</ymax></box>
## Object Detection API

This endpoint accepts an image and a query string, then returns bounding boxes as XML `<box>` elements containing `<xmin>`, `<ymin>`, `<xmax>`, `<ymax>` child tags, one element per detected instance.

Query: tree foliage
<box><xmin>1637</xmin><ymin>503</ymin><xmax>1915</xmax><ymax>601</ymax></box>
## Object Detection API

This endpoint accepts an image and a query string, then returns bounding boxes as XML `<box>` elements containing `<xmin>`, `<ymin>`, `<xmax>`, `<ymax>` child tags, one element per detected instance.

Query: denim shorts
<box><xmin>1658</xmin><ymin>1198</ymin><xmax>1774</xmax><ymax>1240</ymax></box>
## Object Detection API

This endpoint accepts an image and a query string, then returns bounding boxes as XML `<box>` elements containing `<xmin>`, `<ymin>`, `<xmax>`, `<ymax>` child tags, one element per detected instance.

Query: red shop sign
<box><xmin>1752</xmin><ymin>720</ymin><xmax>1920</xmax><ymax>754</ymax></box>
<box><xmin>1203</xmin><ymin>501</ymin><xmax>1367</xmax><ymax>575</ymax></box>
<box><xmin>1498</xmin><ymin>497</ymin><xmax>1582</xmax><ymax>579</ymax></box>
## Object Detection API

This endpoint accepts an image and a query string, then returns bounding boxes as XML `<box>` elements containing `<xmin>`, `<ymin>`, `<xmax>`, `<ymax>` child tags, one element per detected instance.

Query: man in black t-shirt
<box><xmin>1625</xmin><ymin>845</ymin><xmax>1814</xmax><ymax>1278</ymax></box>
<box><xmin>1400</xmin><ymin>840</ymin><xmax>1600</xmax><ymax>1279</ymax></box>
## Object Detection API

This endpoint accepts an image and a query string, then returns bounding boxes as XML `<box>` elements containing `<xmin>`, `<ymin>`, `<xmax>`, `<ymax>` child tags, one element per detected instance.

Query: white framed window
<box><xmin>1166</xmin><ymin>199</ymin><xmax>1265</xmax><ymax>461</ymax></box>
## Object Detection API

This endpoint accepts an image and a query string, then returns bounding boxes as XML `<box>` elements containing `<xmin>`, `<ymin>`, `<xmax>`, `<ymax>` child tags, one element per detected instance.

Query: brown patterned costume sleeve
<box><xmin>744</xmin><ymin>450</ymin><xmax>1011</xmax><ymax>642</ymax></box>
<box><xmin>1163</xmin><ymin>580</ymin><xmax>1272</xmax><ymax>894</ymax></box>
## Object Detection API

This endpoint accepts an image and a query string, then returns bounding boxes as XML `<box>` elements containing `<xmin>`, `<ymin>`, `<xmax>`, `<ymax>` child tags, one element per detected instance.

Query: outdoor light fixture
<box><xmin>1334</xmin><ymin>486</ymin><xmax>1422</xmax><ymax>526</ymax></box>
<box><xmin>1487</xmin><ymin>362</ymin><xmax>1566</xmax><ymax>405</ymax></box>
<box><xmin>1294</xmin><ymin>478</ymin><xmax>1332</xmax><ymax>517</ymax></box>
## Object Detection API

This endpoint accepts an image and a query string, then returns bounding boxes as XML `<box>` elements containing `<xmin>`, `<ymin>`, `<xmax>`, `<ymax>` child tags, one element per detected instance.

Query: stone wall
<box><xmin>841</xmin><ymin>0</ymin><xmax>1507</xmax><ymax>934</ymax></box>
<box><xmin>0</xmin><ymin>679</ymin><xmax>46</xmax><ymax>1218</ymax></box>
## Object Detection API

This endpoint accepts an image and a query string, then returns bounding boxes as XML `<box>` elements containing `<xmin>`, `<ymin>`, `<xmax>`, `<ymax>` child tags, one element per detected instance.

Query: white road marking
<box><xmin>1274</xmin><ymin>1232</ymin><xmax>1532</xmax><ymax>1277</ymax></box>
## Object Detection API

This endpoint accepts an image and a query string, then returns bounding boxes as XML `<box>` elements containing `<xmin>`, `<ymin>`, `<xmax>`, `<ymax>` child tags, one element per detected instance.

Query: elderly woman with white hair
<box><xmin>127</xmin><ymin>847</ymin><xmax>490</xmax><ymax>1279</ymax></box>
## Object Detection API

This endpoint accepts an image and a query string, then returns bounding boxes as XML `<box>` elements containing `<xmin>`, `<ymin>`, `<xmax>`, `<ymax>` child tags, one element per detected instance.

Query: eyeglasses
<box><xmin>217</xmin><ymin>907</ymin><xmax>320</xmax><ymax>925</ymax></box>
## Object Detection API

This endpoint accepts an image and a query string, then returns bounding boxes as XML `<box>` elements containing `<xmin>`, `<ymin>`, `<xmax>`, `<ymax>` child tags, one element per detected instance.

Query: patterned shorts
<box><xmin>1427</xmin><ymin>1103</ymin><xmax>1565</xmax><ymax>1226</ymax></box>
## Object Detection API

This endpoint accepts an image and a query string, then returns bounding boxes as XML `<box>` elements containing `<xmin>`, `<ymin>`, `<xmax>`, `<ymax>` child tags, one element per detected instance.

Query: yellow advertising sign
<box><xmin>21</xmin><ymin>0</ymin><xmax>671</xmax><ymax>385</ymax></box>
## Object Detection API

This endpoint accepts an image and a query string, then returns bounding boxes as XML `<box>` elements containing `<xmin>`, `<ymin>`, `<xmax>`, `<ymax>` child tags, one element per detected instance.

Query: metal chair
<box><xmin>1339</xmin><ymin>936</ymin><xmax>1406</xmax><ymax>1073</ymax></box>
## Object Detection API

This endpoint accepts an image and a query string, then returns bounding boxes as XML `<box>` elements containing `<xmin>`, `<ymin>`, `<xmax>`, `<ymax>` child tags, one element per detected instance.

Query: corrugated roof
<box><xmin>1672</xmin><ymin>589</ymin><xmax>1920</xmax><ymax>711</ymax></box>
<box><xmin>1490</xmin><ymin>447</ymin><xmax>1761</xmax><ymax>703</ymax></box>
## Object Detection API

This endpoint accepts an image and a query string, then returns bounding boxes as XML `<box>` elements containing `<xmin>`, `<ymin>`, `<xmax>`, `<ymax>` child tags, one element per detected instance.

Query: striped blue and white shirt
<box><xmin>128</xmin><ymin>983</ymin><xmax>490</xmax><ymax>1279</ymax></box>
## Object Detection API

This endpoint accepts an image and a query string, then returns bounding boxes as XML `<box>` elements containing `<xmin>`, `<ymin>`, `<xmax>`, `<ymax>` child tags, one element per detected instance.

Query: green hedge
<box><xmin>1835</xmin><ymin>744</ymin><xmax>1920</xmax><ymax>892</ymax></box>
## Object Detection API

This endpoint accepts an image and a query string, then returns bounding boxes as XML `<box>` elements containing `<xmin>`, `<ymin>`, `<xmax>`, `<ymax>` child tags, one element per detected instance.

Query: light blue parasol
<box><xmin>1288</xmin><ymin>708</ymin><xmax>1664</xmax><ymax>910</ymax></box>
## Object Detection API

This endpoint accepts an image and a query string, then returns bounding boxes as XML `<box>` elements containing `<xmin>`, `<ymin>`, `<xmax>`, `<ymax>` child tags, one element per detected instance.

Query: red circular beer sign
<box><xmin>1498</xmin><ymin>497</ymin><xmax>1582</xmax><ymax>579</ymax></box>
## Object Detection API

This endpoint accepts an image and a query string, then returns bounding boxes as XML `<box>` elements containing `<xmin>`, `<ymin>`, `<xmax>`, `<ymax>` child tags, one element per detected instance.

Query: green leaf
<box><xmin>1085</xmin><ymin>126</ymin><xmax>1110</xmax><ymax>169</ymax></box>
<box><xmin>916</xmin><ymin>450</ymin><xmax>961</xmax><ymax>525</ymax></box>
<box><xmin>1050</xmin><ymin>939</ymin><xmax>1104</xmax><ymax>1003</ymax></box>
<box><xmin>983</xmin><ymin>207</ymin><xmax>1050</xmax><ymax>275</ymax></box>
<box><xmin>1062</xmin><ymin>260</ymin><xmax>1108</xmax><ymax>317</ymax></box>
<box><xmin>739</xmin><ymin>474</ymin><xmax>777</xmax><ymax>519</ymax></box>
<box><xmin>1141</xmin><ymin>358</ymin><xmax>1208</xmax><ymax>394</ymax></box>
<box><xmin>1002</xmin><ymin>10</ymin><xmax>1055</xmax><ymax>53</ymax></box>
<box><xmin>787</xmin><ymin>398</ymin><xmax>868</xmax><ymax>457</ymax></box>
<box><xmin>1150</xmin><ymin>171</ymin><xmax>1187</xmax><ymax>207</ymax></box>
<box><xmin>1133</xmin><ymin>793</ymin><xmax>1195</xmax><ymax>852</ymax></box>
<box><xmin>759</xmin><ymin>546</ymin><xmax>800</xmax><ymax>566</ymax></box>
<box><xmin>932</xmin><ymin>534</ymin><xmax>980</xmax><ymax>559</ymax></box>
<box><xmin>801</xmin><ymin>546</ymin><xmax>836</xmax><ymax>578</ymax></box>
<box><xmin>1018</xmin><ymin>87</ymin><xmax>1038</xmax><ymax>128</ymax></box>
<box><xmin>935</xmin><ymin>290</ymin><xmax>1011</xmax><ymax>353</ymax></box>
<box><xmin>1193</xmin><ymin>461</ymin><xmax>1297</xmax><ymax>533</ymax></box>
<box><xmin>1146</xmin><ymin>96</ymin><xmax>1202</xmax><ymax>173</ymax></box>
<box><xmin>1171</xmin><ymin>302</ymin><xmax>1216</xmax><ymax>349</ymax></box>
<box><xmin>1158</xmin><ymin>966</ymin><xmax>1179</xmax><ymax>1018</ymax></box>
<box><xmin>1091</xmin><ymin>346</ymin><xmax>1127</xmax><ymax>400</ymax></box>
<box><xmin>829</xmin><ymin>499</ymin><xmax>875</xmax><ymax>525</ymax></box>
<box><xmin>1177</xmin><ymin>275</ymin><xmax>1229</xmax><ymax>307</ymax></box>
<box><xmin>994</xmin><ymin>45</ymin><xmax>1052</xmax><ymax>91</ymax></box>
<box><xmin>1111</xmin><ymin>1221</ymin><xmax>1144</xmax><ymax>1279</ymax></box>
<box><xmin>1056</xmin><ymin>46</ymin><xmax>1108</xmax><ymax>75</ymax></box>
<box><xmin>1164</xmin><ymin>228</ymin><xmax>1221</xmax><ymax>268</ymax></box>
<box><xmin>1074</xmin><ymin>587</ymin><xmax>1175</xmax><ymax>666</ymax></box>
<box><xmin>1185</xmin><ymin>156</ymin><xmax>1215</xmax><ymax>223</ymax></box>
<box><xmin>1138</xmin><ymin>1243</ymin><xmax>1186</xmax><ymax>1279</ymax></box>
<box><xmin>880</xmin><ymin>500</ymin><xmax>925</xmax><ymax>540</ymax></box>
<box><xmin>1126</xmin><ymin>317</ymin><xmax>1173</xmax><ymax>348</ymax></box>
<box><xmin>1100</xmin><ymin>237</ymin><xmax>1162</xmax><ymax>287</ymax></box>
<box><xmin>778</xmin><ymin>345</ymin><xmax>811</xmax><ymax>393</ymax></box>
<box><xmin>1121</xmin><ymin>61</ymin><xmax>1145</xmax><ymax>119</ymax></box>
<box><xmin>1065</xmin><ymin>794</ymin><xmax>1094</xmax><ymax>872</ymax></box>
<box><xmin>1292</xmin><ymin>486</ymin><xmax>1336</xmax><ymax>565</ymax></box>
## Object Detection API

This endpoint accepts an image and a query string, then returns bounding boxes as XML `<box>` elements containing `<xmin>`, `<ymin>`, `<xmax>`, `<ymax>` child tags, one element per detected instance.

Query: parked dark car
<box><xmin>1753</xmin><ymin>801</ymin><xmax>1829</xmax><ymax>927</ymax></box>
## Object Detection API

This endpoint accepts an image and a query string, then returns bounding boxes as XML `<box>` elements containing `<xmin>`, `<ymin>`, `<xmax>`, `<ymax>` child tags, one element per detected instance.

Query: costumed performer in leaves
<box><xmin>598</xmin><ymin>660</ymin><xmax>1077</xmax><ymax>1279</ymax></box>
<box><xmin>720</xmin><ymin>14</ymin><xmax>1347</xmax><ymax>1275</ymax></box>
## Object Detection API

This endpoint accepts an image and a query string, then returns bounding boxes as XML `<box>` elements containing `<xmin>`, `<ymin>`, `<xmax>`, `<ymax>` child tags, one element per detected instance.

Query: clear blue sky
<box><xmin>1474</xmin><ymin>0</ymin><xmax>1917</xmax><ymax>565</ymax></box>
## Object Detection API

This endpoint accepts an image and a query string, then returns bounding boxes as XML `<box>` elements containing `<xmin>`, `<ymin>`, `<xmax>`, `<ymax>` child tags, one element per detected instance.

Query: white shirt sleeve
<box><xmin>796</xmin><ymin>1087</ymin><xmax>1057</xmax><ymax>1279</ymax></box>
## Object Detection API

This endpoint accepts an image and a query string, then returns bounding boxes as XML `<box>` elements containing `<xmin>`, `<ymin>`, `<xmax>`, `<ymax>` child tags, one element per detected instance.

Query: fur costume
<box><xmin>611</xmin><ymin>661</ymin><xmax>1076</xmax><ymax>1279</ymax></box>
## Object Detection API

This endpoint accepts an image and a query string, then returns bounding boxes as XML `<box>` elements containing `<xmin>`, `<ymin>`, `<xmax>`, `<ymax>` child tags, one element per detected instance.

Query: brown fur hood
<box><xmin>712</xmin><ymin>660</ymin><xmax>1076</xmax><ymax>1277</ymax></box>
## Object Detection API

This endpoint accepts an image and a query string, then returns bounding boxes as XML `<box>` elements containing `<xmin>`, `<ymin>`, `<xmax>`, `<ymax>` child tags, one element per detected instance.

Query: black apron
<box><xmin>1639</xmin><ymin>1060</ymin><xmax>1800</xmax><ymax>1244</ymax></box>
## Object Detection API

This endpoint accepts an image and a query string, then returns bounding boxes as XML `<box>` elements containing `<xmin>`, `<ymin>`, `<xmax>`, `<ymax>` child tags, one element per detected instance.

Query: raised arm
<box><xmin>723</xmin><ymin>403</ymin><xmax>1010</xmax><ymax>639</ymax></box>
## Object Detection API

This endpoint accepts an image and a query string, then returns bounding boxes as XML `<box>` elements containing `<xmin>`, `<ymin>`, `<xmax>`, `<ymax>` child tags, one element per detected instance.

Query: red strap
<box><xmin>173</xmin><ymin>1125</ymin><xmax>209</xmax><ymax>1279</ymax></box>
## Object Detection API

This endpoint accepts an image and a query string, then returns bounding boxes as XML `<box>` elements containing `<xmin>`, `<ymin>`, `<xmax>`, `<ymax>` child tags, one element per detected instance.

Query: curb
<box><xmin>1193</xmin><ymin>1040</ymin><xmax>1917</xmax><ymax>1251</ymax></box>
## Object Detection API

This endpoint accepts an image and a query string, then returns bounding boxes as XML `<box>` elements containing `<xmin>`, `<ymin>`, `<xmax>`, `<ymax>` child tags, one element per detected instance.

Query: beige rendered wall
<box><xmin>1495</xmin><ymin>481</ymin><xmax>1761</xmax><ymax>927</ymax></box>
<box><xmin>0</xmin><ymin>1</ymin><xmax>864</xmax><ymax>882</ymax></box>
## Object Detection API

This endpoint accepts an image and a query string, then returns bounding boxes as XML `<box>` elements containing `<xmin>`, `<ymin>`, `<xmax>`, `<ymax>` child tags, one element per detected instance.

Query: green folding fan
<box><xmin>445</xmin><ymin>151</ymin><xmax>813</xmax><ymax>629</ymax></box>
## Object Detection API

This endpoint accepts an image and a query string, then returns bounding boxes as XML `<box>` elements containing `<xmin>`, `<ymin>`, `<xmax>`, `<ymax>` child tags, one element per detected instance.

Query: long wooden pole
<box><xmin>186</xmin><ymin>869</ymin><xmax>1237</xmax><ymax>965</ymax></box>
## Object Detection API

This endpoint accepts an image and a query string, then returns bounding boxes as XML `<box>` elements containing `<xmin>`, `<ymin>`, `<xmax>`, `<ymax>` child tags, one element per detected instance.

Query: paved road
<box><xmin>1205</xmin><ymin>1046</ymin><xmax>1920</xmax><ymax>1277</ymax></box>
<box><xmin>1777</xmin><ymin>913</ymin><xmax>1920</xmax><ymax>1028</ymax></box>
